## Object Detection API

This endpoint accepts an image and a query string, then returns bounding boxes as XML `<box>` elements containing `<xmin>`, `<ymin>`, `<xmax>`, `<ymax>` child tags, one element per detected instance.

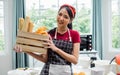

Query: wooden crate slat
<box><xmin>16</xmin><ymin>37</ymin><xmax>44</xmax><ymax>47</ymax></box>
<box><xmin>17</xmin><ymin>44</ymin><xmax>47</xmax><ymax>53</ymax></box>
<box><xmin>16</xmin><ymin>31</ymin><xmax>48</xmax><ymax>53</ymax></box>
<box><xmin>17</xmin><ymin>31</ymin><xmax>49</xmax><ymax>40</ymax></box>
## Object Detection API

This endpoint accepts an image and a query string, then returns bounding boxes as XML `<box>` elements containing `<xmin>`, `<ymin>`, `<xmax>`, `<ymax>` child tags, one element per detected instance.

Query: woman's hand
<box><xmin>43</xmin><ymin>35</ymin><xmax>58</xmax><ymax>52</ymax></box>
<box><xmin>13</xmin><ymin>45</ymin><xmax>23</xmax><ymax>52</ymax></box>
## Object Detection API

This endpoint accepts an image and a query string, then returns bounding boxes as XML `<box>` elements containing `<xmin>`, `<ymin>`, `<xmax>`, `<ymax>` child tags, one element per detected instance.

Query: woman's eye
<box><xmin>58</xmin><ymin>13</ymin><xmax>69</xmax><ymax>19</ymax></box>
<box><xmin>64</xmin><ymin>15</ymin><xmax>68</xmax><ymax>19</ymax></box>
<box><xmin>58</xmin><ymin>13</ymin><xmax>62</xmax><ymax>16</ymax></box>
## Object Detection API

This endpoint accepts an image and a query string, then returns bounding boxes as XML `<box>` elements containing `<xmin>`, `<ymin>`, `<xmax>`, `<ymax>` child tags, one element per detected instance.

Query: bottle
<box><xmin>90</xmin><ymin>57</ymin><xmax>97</xmax><ymax>68</ymax></box>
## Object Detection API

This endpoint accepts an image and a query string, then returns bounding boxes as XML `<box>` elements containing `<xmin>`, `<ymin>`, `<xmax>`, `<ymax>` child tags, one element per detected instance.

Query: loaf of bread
<box><xmin>21</xmin><ymin>16</ymin><xmax>30</xmax><ymax>32</ymax></box>
<box><xmin>34</xmin><ymin>26</ymin><xmax>48</xmax><ymax>35</ymax></box>
<box><xmin>28</xmin><ymin>21</ymin><xmax>34</xmax><ymax>32</ymax></box>
<box><xmin>18</xmin><ymin>18</ymin><xmax>24</xmax><ymax>31</ymax></box>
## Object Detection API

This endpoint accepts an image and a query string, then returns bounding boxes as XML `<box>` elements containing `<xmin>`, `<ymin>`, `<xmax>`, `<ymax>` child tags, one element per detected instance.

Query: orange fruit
<box><xmin>115</xmin><ymin>54</ymin><xmax>120</xmax><ymax>65</ymax></box>
<box><xmin>73</xmin><ymin>72</ymin><xmax>78</xmax><ymax>75</ymax></box>
<box><xmin>78</xmin><ymin>72</ymin><xmax>86</xmax><ymax>75</ymax></box>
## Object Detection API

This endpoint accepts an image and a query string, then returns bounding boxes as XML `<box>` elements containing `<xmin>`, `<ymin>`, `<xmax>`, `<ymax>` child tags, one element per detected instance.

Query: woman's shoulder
<box><xmin>69</xmin><ymin>29</ymin><xmax>80</xmax><ymax>35</ymax></box>
<box><xmin>70</xmin><ymin>29</ymin><xmax>81</xmax><ymax>43</ymax></box>
<box><xmin>48</xmin><ymin>28</ymin><xmax>56</xmax><ymax>34</ymax></box>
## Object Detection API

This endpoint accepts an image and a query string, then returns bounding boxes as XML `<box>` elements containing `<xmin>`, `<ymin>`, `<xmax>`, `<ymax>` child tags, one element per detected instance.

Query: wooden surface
<box><xmin>16</xmin><ymin>44</ymin><xmax>47</xmax><ymax>54</ymax></box>
<box><xmin>16</xmin><ymin>31</ymin><xmax>49</xmax><ymax>53</ymax></box>
<box><xmin>17</xmin><ymin>31</ymin><xmax>49</xmax><ymax>40</ymax></box>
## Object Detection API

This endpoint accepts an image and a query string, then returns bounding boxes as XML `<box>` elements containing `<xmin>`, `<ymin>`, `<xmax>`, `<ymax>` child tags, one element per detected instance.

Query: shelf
<box><xmin>79</xmin><ymin>50</ymin><xmax>97</xmax><ymax>54</ymax></box>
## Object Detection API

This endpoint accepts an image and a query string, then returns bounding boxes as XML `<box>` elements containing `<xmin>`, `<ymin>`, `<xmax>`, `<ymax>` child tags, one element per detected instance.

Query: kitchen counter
<box><xmin>8</xmin><ymin>68</ymin><xmax>40</xmax><ymax>75</ymax></box>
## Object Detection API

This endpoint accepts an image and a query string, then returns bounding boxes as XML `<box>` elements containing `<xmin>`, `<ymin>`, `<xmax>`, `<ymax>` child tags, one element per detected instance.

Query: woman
<box><xmin>14</xmin><ymin>4</ymin><xmax>81</xmax><ymax>75</ymax></box>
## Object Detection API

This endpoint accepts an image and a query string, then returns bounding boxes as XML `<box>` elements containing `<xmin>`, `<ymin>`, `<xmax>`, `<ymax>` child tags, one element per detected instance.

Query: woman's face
<box><xmin>57</xmin><ymin>8</ymin><xmax>71</xmax><ymax>28</ymax></box>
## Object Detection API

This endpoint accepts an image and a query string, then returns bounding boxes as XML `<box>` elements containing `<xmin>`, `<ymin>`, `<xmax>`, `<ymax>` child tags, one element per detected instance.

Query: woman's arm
<box><xmin>43</xmin><ymin>35</ymin><xmax>80</xmax><ymax>64</ymax></box>
<box><xmin>26</xmin><ymin>52</ymin><xmax>48</xmax><ymax>63</ymax></box>
<box><xmin>43</xmin><ymin>39</ymin><xmax>80</xmax><ymax>64</ymax></box>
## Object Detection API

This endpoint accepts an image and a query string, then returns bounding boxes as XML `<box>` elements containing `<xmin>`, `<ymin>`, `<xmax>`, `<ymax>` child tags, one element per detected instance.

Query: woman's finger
<box><xmin>19</xmin><ymin>45</ymin><xmax>23</xmax><ymax>52</ymax></box>
<box><xmin>13</xmin><ymin>45</ymin><xmax>22</xmax><ymax>52</ymax></box>
<box><xmin>49</xmin><ymin>34</ymin><xmax>52</xmax><ymax>40</ymax></box>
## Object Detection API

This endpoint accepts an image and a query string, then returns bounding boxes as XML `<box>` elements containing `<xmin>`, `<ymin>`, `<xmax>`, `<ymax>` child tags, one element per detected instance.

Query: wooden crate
<box><xmin>16</xmin><ymin>31</ymin><xmax>49</xmax><ymax>53</ymax></box>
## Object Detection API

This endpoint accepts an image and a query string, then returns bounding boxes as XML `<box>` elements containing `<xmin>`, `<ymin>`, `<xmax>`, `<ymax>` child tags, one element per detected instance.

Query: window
<box><xmin>26</xmin><ymin>0</ymin><xmax>92</xmax><ymax>68</ymax></box>
<box><xmin>102</xmin><ymin>0</ymin><xmax>120</xmax><ymax>59</ymax></box>
<box><xmin>0</xmin><ymin>0</ymin><xmax>5</xmax><ymax>52</ymax></box>
<box><xmin>112</xmin><ymin>0</ymin><xmax>120</xmax><ymax>49</ymax></box>
<box><xmin>26</xmin><ymin>0</ymin><xmax>92</xmax><ymax>34</ymax></box>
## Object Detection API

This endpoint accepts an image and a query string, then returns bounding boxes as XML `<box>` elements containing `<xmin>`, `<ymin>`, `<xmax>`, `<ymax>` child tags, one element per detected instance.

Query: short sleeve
<box><xmin>70</xmin><ymin>30</ymin><xmax>81</xmax><ymax>43</ymax></box>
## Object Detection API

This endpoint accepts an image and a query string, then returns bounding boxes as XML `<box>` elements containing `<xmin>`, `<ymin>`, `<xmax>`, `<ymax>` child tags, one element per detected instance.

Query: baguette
<box><xmin>21</xmin><ymin>16</ymin><xmax>30</xmax><ymax>32</ymax></box>
<box><xmin>18</xmin><ymin>18</ymin><xmax>24</xmax><ymax>31</ymax></box>
<box><xmin>28</xmin><ymin>21</ymin><xmax>34</xmax><ymax>32</ymax></box>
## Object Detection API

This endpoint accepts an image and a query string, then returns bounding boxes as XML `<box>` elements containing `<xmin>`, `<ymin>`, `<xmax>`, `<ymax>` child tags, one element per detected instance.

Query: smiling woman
<box><xmin>25</xmin><ymin>0</ymin><xmax>92</xmax><ymax>70</ymax></box>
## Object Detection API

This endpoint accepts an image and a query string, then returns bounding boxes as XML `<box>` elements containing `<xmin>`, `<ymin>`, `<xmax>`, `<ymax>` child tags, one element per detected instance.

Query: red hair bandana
<box><xmin>60</xmin><ymin>4</ymin><xmax>76</xmax><ymax>18</ymax></box>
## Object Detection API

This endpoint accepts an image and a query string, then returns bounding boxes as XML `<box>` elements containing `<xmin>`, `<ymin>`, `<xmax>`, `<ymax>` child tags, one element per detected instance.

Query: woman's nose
<box><xmin>59</xmin><ymin>16</ymin><xmax>64</xmax><ymax>20</ymax></box>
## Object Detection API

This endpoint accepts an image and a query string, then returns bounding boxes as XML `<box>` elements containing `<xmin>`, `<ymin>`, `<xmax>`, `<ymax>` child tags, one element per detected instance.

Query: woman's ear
<box><xmin>69</xmin><ymin>18</ymin><xmax>73</xmax><ymax>24</ymax></box>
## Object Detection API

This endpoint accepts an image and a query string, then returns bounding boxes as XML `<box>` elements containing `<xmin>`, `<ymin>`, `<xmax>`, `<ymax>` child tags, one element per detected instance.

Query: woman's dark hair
<box><xmin>58</xmin><ymin>5</ymin><xmax>76</xmax><ymax>29</ymax></box>
<box><xmin>67</xmin><ymin>23</ymin><xmax>72</xmax><ymax>29</ymax></box>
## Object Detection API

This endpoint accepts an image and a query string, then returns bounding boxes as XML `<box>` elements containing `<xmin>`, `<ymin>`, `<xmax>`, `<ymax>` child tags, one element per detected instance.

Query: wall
<box><xmin>0</xmin><ymin>0</ymin><xmax>13</xmax><ymax>75</ymax></box>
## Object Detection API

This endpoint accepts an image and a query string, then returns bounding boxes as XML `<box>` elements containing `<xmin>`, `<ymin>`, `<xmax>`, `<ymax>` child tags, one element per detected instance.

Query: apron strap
<box><xmin>68</xmin><ymin>29</ymin><xmax>72</xmax><ymax>42</ymax></box>
<box><xmin>54</xmin><ymin>28</ymin><xmax>72</xmax><ymax>42</ymax></box>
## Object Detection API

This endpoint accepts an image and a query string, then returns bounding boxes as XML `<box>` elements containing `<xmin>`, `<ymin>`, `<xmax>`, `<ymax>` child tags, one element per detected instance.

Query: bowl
<box><xmin>77</xmin><ymin>57</ymin><xmax>91</xmax><ymax>68</ymax></box>
<box><xmin>94</xmin><ymin>60</ymin><xmax>112</xmax><ymax>75</ymax></box>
